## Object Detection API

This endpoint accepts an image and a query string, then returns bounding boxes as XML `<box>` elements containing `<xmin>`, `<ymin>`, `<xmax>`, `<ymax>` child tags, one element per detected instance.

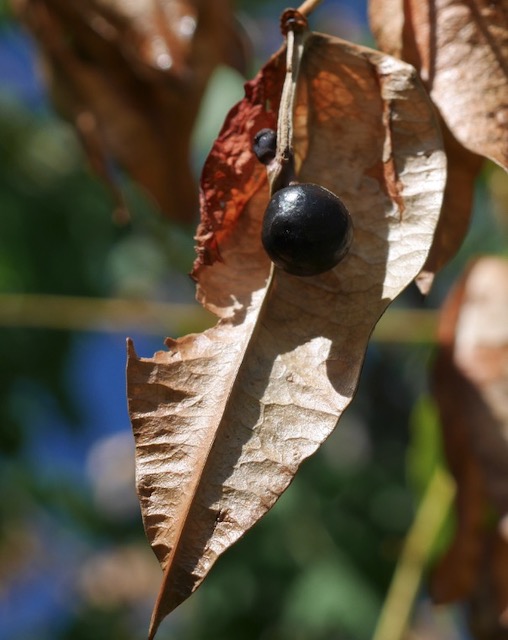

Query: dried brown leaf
<box><xmin>369</xmin><ymin>0</ymin><xmax>487</xmax><ymax>293</ymax></box>
<box><xmin>469</xmin><ymin>531</ymin><xmax>508</xmax><ymax>640</ymax></box>
<box><xmin>431</xmin><ymin>348</ymin><xmax>489</xmax><ymax>603</ymax></box>
<box><xmin>13</xmin><ymin>0</ymin><xmax>240</xmax><ymax>223</ymax></box>
<box><xmin>127</xmin><ymin>33</ymin><xmax>446</xmax><ymax>638</ymax></box>
<box><xmin>369</xmin><ymin>0</ymin><xmax>508</xmax><ymax>170</ymax></box>
<box><xmin>452</xmin><ymin>258</ymin><xmax>508</xmax><ymax>515</ymax></box>
<box><xmin>430</xmin><ymin>257</ymin><xmax>508</xmax><ymax>630</ymax></box>
<box><xmin>492</xmin><ymin>531</ymin><xmax>508</xmax><ymax>629</ymax></box>
<box><xmin>416</xmin><ymin>122</ymin><xmax>483</xmax><ymax>294</ymax></box>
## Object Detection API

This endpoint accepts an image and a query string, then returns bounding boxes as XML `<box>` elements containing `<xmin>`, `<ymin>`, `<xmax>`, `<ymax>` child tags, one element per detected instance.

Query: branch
<box><xmin>372</xmin><ymin>468</ymin><xmax>456</xmax><ymax>640</ymax></box>
<box><xmin>0</xmin><ymin>294</ymin><xmax>438</xmax><ymax>342</ymax></box>
<box><xmin>297</xmin><ymin>0</ymin><xmax>323</xmax><ymax>16</ymax></box>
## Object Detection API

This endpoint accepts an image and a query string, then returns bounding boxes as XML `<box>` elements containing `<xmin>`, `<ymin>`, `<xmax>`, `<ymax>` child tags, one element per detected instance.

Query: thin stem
<box><xmin>297</xmin><ymin>0</ymin><xmax>323</xmax><ymax>16</ymax></box>
<box><xmin>372</xmin><ymin>468</ymin><xmax>456</xmax><ymax>640</ymax></box>
<box><xmin>275</xmin><ymin>28</ymin><xmax>296</xmax><ymax>166</ymax></box>
<box><xmin>268</xmin><ymin>15</ymin><xmax>308</xmax><ymax>194</ymax></box>
<box><xmin>0</xmin><ymin>294</ymin><xmax>439</xmax><ymax>342</ymax></box>
<box><xmin>277</xmin><ymin>28</ymin><xmax>306</xmax><ymax>161</ymax></box>
<box><xmin>0</xmin><ymin>293</ymin><xmax>213</xmax><ymax>336</ymax></box>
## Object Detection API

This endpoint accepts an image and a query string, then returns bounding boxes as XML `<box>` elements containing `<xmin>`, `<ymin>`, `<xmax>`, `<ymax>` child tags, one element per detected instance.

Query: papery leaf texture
<box><xmin>369</xmin><ymin>0</ymin><xmax>508</xmax><ymax>170</ymax></box>
<box><xmin>127</xmin><ymin>32</ymin><xmax>446</xmax><ymax>638</ymax></box>
<box><xmin>431</xmin><ymin>257</ymin><xmax>508</xmax><ymax>629</ymax></box>
<box><xmin>369</xmin><ymin>0</ymin><xmax>488</xmax><ymax>293</ymax></box>
<box><xmin>416</xmin><ymin>122</ymin><xmax>483</xmax><ymax>294</ymax></box>
<box><xmin>12</xmin><ymin>0</ymin><xmax>240</xmax><ymax>223</ymax></box>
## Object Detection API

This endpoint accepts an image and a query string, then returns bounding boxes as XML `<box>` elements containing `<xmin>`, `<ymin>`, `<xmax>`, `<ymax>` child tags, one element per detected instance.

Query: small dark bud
<box><xmin>253</xmin><ymin>128</ymin><xmax>277</xmax><ymax>165</ymax></box>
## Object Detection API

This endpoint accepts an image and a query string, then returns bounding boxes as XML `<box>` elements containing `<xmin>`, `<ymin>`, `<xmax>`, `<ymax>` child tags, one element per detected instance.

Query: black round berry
<box><xmin>261</xmin><ymin>183</ymin><xmax>353</xmax><ymax>277</ymax></box>
<box><xmin>253</xmin><ymin>128</ymin><xmax>277</xmax><ymax>165</ymax></box>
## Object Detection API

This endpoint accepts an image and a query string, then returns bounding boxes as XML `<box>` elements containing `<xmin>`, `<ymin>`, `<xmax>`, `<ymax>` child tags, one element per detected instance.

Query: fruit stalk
<box><xmin>268</xmin><ymin>10</ymin><xmax>309</xmax><ymax>195</ymax></box>
<box><xmin>296</xmin><ymin>0</ymin><xmax>323</xmax><ymax>16</ymax></box>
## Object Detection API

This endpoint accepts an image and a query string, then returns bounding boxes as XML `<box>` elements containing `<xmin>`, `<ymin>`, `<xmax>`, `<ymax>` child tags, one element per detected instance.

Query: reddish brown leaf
<box><xmin>430</xmin><ymin>257</ymin><xmax>508</xmax><ymax>632</ymax></box>
<box><xmin>193</xmin><ymin>54</ymin><xmax>284</xmax><ymax>278</ymax></box>
<box><xmin>452</xmin><ymin>258</ymin><xmax>508</xmax><ymax>515</ymax></box>
<box><xmin>492</xmin><ymin>531</ymin><xmax>508</xmax><ymax>629</ymax></box>
<box><xmin>127</xmin><ymin>30</ymin><xmax>446</xmax><ymax>638</ymax></box>
<box><xmin>469</xmin><ymin>531</ymin><xmax>508</xmax><ymax>640</ymax></box>
<box><xmin>12</xmin><ymin>0</ymin><xmax>241</xmax><ymax>223</ymax></box>
<box><xmin>430</xmin><ymin>348</ymin><xmax>490</xmax><ymax>604</ymax></box>
<box><xmin>369</xmin><ymin>0</ymin><xmax>487</xmax><ymax>293</ymax></box>
<box><xmin>430</xmin><ymin>270</ymin><xmax>489</xmax><ymax>602</ymax></box>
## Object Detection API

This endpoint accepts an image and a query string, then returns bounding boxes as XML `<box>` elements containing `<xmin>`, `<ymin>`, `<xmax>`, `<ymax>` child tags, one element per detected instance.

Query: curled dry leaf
<box><xmin>13</xmin><ymin>0</ymin><xmax>241</xmax><ymax>223</ymax></box>
<box><xmin>369</xmin><ymin>0</ymin><xmax>508</xmax><ymax>170</ymax></box>
<box><xmin>415</xmin><ymin>122</ymin><xmax>483</xmax><ymax>294</ymax></box>
<box><xmin>127</xmin><ymin>32</ymin><xmax>446</xmax><ymax>638</ymax></box>
<box><xmin>369</xmin><ymin>0</ymin><xmax>487</xmax><ymax>294</ymax></box>
<box><xmin>430</xmin><ymin>257</ymin><xmax>508</xmax><ymax>630</ymax></box>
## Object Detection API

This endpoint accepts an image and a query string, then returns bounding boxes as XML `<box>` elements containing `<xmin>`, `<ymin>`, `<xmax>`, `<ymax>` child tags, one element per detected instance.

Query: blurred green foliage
<box><xmin>408</xmin><ymin>396</ymin><xmax>456</xmax><ymax>570</ymax></box>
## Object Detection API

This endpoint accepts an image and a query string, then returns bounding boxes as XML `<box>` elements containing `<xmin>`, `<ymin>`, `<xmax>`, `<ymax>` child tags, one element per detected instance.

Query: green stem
<box><xmin>372</xmin><ymin>468</ymin><xmax>456</xmax><ymax>640</ymax></box>
<box><xmin>0</xmin><ymin>294</ymin><xmax>439</xmax><ymax>342</ymax></box>
<box><xmin>0</xmin><ymin>293</ymin><xmax>213</xmax><ymax>336</ymax></box>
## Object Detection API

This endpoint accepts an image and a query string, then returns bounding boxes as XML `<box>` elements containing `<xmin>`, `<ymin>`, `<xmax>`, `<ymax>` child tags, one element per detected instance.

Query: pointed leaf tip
<box><xmin>126</xmin><ymin>337</ymin><xmax>137</xmax><ymax>359</ymax></box>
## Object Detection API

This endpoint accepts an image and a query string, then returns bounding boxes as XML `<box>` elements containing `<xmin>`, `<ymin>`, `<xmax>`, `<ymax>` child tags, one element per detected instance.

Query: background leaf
<box><xmin>368</xmin><ymin>0</ymin><xmax>487</xmax><ymax>293</ymax></box>
<box><xmin>430</xmin><ymin>257</ymin><xmax>508</xmax><ymax>636</ymax></box>
<box><xmin>369</xmin><ymin>0</ymin><xmax>508</xmax><ymax>170</ymax></box>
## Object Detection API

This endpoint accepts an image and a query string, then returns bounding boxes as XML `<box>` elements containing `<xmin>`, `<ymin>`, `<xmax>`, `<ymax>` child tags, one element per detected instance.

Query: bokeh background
<box><xmin>1</xmin><ymin>1</ymin><xmax>507</xmax><ymax>639</ymax></box>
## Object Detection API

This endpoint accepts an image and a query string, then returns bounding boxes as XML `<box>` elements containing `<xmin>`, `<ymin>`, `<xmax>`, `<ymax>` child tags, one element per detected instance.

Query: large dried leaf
<box><xmin>127</xmin><ymin>33</ymin><xmax>446</xmax><ymax>637</ymax></box>
<box><xmin>13</xmin><ymin>0</ymin><xmax>241</xmax><ymax>223</ymax></box>
<box><xmin>430</xmin><ymin>257</ymin><xmax>508</xmax><ymax>631</ymax></box>
<box><xmin>369</xmin><ymin>0</ymin><xmax>487</xmax><ymax>293</ymax></box>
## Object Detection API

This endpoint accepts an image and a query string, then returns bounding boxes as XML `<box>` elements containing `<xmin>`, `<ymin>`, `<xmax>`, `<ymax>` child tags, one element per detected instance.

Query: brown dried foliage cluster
<box><xmin>369</xmin><ymin>2</ymin><xmax>508</xmax><ymax>636</ymax></box>
<box><xmin>370</xmin><ymin>0</ymin><xmax>508</xmax><ymax>292</ymax></box>
<box><xmin>12</xmin><ymin>0</ymin><xmax>242</xmax><ymax>223</ymax></box>
<box><xmin>432</xmin><ymin>258</ymin><xmax>508</xmax><ymax>639</ymax></box>
<box><xmin>16</xmin><ymin>1</ymin><xmax>508</xmax><ymax>638</ymax></box>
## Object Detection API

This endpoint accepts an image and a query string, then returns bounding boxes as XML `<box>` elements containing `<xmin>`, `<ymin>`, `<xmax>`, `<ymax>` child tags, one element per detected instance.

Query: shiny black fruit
<box><xmin>253</xmin><ymin>128</ymin><xmax>277</xmax><ymax>164</ymax></box>
<box><xmin>262</xmin><ymin>183</ymin><xmax>353</xmax><ymax>276</ymax></box>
